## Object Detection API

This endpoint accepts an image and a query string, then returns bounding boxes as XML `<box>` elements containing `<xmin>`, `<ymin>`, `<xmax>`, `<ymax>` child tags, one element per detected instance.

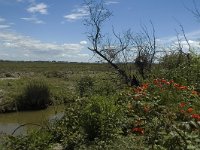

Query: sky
<box><xmin>0</xmin><ymin>0</ymin><xmax>200</xmax><ymax>62</ymax></box>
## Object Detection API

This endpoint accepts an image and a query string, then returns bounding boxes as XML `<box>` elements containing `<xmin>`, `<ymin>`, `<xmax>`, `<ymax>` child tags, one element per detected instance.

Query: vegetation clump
<box><xmin>16</xmin><ymin>79</ymin><xmax>51</xmax><ymax>110</ymax></box>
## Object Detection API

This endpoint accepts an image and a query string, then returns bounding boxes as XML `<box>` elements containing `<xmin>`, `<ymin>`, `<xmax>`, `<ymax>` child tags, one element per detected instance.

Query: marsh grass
<box><xmin>16</xmin><ymin>79</ymin><xmax>51</xmax><ymax>110</ymax></box>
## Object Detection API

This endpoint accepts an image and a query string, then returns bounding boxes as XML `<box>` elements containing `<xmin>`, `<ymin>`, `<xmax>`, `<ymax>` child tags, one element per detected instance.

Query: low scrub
<box><xmin>76</xmin><ymin>76</ymin><xmax>94</xmax><ymax>97</ymax></box>
<box><xmin>16</xmin><ymin>79</ymin><xmax>51</xmax><ymax>110</ymax></box>
<box><xmin>81</xmin><ymin>96</ymin><xmax>122</xmax><ymax>141</ymax></box>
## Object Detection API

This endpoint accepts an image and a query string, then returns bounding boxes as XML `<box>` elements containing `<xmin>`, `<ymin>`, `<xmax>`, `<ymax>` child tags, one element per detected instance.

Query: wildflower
<box><xmin>187</xmin><ymin>107</ymin><xmax>193</xmax><ymax>113</ymax></box>
<box><xmin>191</xmin><ymin>90</ymin><xmax>198</xmax><ymax>96</ymax></box>
<box><xmin>169</xmin><ymin>80</ymin><xmax>174</xmax><ymax>83</ymax></box>
<box><xmin>142</xmin><ymin>83</ymin><xmax>149</xmax><ymax>90</ymax></box>
<box><xmin>132</xmin><ymin>127</ymin><xmax>144</xmax><ymax>134</ymax></box>
<box><xmin>191</xmin><ymin>114</ymin><xmax>200</xmax><ymax>120</ymax></box>
<box><xmin>166</xmin><ymin>82</ymin><xmax>170</xmax><ymax>85</ymax></box>
<box><xmin>178</xmin><ymin>86</ymin><xmax>188</xmax><ymax>90</ymax></box>
<box><xmin>179</xmin><ymin>102</ymin><xmax>186</xmax><ymax>108</ymax></box>
<box><xmin>174</xmin><ymin>83</ymin><xmax>180</xmax><ymax>88</ymax></box>
<box><xmin>153</xmin><ymin>79</ymin><xmax>159</xmax><ymax>85</ymax></box>
<box><xmin>180</xmin><ymin>110</ymin><xmax>185</xmax><ymax>113</ymax></box>
<box><xmin>161</xmin><ymin>79</ymin><xmax>167</xmax><ymax>84</ymax></box>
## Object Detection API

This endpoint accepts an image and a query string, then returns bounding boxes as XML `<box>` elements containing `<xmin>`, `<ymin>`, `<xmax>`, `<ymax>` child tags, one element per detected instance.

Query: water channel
<box><xmin>0</xmin><ymin>105</ymin><xmax>64</xmax><ymax>135</ymax></box>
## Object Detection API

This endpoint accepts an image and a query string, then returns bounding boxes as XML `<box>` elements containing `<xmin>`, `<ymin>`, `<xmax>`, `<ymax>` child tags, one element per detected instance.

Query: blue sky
<box><xmin>0</xmin><ymin>0</ymin><xmax>200</xmax><ymax>62</ymax></box>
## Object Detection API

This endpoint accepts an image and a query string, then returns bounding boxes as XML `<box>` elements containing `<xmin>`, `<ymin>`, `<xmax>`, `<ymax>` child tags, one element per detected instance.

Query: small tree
<box><xmin>84</xmin><ymin>0</ymin><xmax>157</xmax><ymax>85</ymax></box>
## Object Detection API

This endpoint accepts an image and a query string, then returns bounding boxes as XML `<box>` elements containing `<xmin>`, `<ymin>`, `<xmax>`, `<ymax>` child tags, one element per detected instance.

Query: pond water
<box><xmin>0</xmin><ymin>105</ymin><xmax>64</xmax><ymax>135</ymax></box>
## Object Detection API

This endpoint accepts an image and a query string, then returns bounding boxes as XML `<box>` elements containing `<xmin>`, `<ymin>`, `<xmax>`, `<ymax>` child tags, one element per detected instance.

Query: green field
<box><xmin>0</xmin><ymin>59</ymin><xmax>199</xmax><ymax>150</ymax></box>
<box><xmin>0</xmin><ymin>61</ymin><xmax>118</xmax><ymax>111</ymax></box>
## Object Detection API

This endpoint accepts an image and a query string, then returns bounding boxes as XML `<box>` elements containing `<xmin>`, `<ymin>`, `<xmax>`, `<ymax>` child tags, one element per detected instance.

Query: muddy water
<box><xmin>0</xmin><ymin>105</ymin><xmax>64</xmax><ymax>135</ymax></box>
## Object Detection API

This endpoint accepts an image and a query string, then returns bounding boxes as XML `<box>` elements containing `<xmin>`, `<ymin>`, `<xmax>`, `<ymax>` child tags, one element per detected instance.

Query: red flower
<box><xmin>141</xmin><ymin>83</ymin><xmax>149</xmax><ymax>90</ymax></box>
<box><xmin>180</xmin><ymin>110</ymin><xmax>185</xmax><ymax>113</ymax></box>
<box><xmin>153</xmin><ymin>79</ymin><xmax>158</xmax><ymax>85</ymax></box>
<box><xmin>191</xmin><ymin>114</ymin><xmax>200</xmax><ymax>120</ymax></box>
<box><xmin>132</xmin><ymin>127</ymin><xmax>144</xmax><ymax>134</ymax></box>
<box><xmin>187</xmin><ymin>107</ymin><xmax>193</xmax><ymax>113</ymax></box>
<box><xmin>174</xmin><ymin>83</ymin><xmax>180</xmax><ymax>88</ymax></box>
<box><xmin>166</xmin><ymin>82</ymin><xmax>170</xmax><ymax>85</ymax></box>
<box><xmin>178</xmin><ymin>86</ymin><xmax>188</xmax><ymax>90</ymax></box>
<box><xmin>179</xmin><ymin>102</ymin><xmax>186</xmax><ymax>108</ymax></box>
<box><xmin>161</xmin><ymin>79</ymin><xmax>167</xmax><ymax>83</ymax></box>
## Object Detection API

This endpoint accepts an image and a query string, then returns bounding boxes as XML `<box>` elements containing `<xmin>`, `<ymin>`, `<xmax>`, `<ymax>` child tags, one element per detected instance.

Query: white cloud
<box><xmin>105</xmin><ymin>0</ymin><xmax>119</xmax><ymax>5</ymax></box>
<box><xmin>0</xmin><ymin>25</ymin><xmax>10</xmax><ymax>29</ymax></box>
<box><xmin>78</xmin><ymin>54</ymin><xmax>89</xmax><ymax>57</ymax></box>
<box><xmin>0</xmin><ymin>17</ymin><xmax>5</xmax><ymax>22</ymax></box>
<box><xmin>23</xmin><ymin>2</ymin><xmax>47</xmax><ymax>24</ymax></box>
<box><xmin>80</xmin><ymin>40</ymin><xmax>87</xmax><ymax>45</ymax></box>
<box><xmin>0</xmin><ymin>17</ymin><xmax>12</xmax><ymax>29</ymax></box>
<box><xmin>0</xmin><ymin>32</ymin><xmax>90</xmax><ymax>61</ymax></box>
<box><xmin>27</xmin><ymin>3</ymin><xmax>48</xmax><ymax>15</ymax></box>
<box><xmin>159</xmin><ymin>30</ymin><xmax>200</xmax><ymax>45</ymax></box>
<box><xmin>21</xmin><ymin>16</ymin><xmax>45</xmax><ymax>24</ymax></box>
<box><xmin>64</xmin><ymin>6</ymin><xmax>89</xmax><ymax>21</ymax></box>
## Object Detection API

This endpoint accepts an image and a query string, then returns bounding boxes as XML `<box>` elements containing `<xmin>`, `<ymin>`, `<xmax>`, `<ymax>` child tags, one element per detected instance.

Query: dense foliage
<box><xmin>0</xmin><ymin>53</ymin><xmax>200</xmax><ymax>149</ymax></box>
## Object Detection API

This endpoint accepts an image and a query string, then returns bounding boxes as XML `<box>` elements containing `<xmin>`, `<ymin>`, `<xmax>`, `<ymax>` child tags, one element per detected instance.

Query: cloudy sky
<box><xmin>0</xmin><ymin>0</ymin><xmax>199</xmax><ymax>62</ymax></box>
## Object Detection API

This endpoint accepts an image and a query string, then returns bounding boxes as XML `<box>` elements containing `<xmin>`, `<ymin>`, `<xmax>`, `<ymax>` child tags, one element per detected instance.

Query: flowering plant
<box><xmin>124</xmin><ymin>78</ymin><xmax>200</xmax><ymax>148</ymax></box>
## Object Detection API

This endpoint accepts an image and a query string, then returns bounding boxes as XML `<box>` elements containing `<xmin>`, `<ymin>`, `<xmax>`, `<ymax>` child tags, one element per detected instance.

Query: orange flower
<box><xmin>187</xmin><ymin>107</ymin><xmax>193</xmax><ymax>113</ymax></box>
<box><xmin>191</xmin><ymin>90</ymin><xmax>198</xmax><ymax>95</ymax></box>
<box><xmin>141</xmin><ymin>83</ymin><xmax>149</xmax><ymax>90</ymax></box>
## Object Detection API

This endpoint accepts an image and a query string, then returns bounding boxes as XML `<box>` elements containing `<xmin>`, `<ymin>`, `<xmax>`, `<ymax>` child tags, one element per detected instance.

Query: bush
<box><xmin>76</xmin><ymin>76</ymin><xmax>94</xmax><ymax>97</ymax></box>
<box><xmin>153</xmin><ymin>52</ymin><xmax>200</xmax><ymax>90</ymax></box>
<box><xmin>3</xmin><ymin>130</ymin><xmax>53</xmax><ymax>150</ymax></box>
<box><xmin>16</xmin><ymin>79</ymin><xmax>51</xmax><ymax>110</ymax></box>
<box><xmin>94</xmin><ymin>80</ymin><xmax>116</xmax><ymax>96</ymax></box>
<box><xmin>81</xmin><ymin>96</ymin><xmax>122</xmax><ymax>141</ymax></box>
<box><xmin>124</xmin><ymin>78</ymin><xmax>200</xmax><ymax>149</ymax></box>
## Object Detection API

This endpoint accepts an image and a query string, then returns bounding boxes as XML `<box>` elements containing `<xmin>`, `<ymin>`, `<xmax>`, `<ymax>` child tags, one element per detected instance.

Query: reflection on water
<box><xmin>0</xmin><ymin>105</ymin><xmax>64</xmax><ymax>135</ymax></box>
<box><xmin>0</xmin><ymin>123</ymin><xmax>24</xmax><ymax>135</ymax></box>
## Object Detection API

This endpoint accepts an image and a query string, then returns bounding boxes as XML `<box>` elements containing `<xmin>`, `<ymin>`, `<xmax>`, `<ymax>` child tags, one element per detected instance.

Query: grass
<box><xmin>1</xmin><ymin>57</ymin><xmax>199</xmax><ymax>149</ymax></box>
<box><xmin>0</xmin><ymin>61</ymin><xmax>117</xmax><ymax>112</ymax></box>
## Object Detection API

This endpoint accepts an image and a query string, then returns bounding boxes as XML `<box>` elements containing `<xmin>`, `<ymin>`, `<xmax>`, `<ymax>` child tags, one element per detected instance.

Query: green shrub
<box><xmin>3</xmin><ymin>130</ymin><xmax>53</xmax><ymax>150</ymax></box>
<box><xmin>124</xmin><ymin>78</ymin><xmax>200</xmax><ymax>149</ymax></box>
<box><xmin>48</xmin><ymin>99</ymin><xmax>86</xmax><ymax>149</ymax></box>
<box><xmin>81</xmin><ymin>96</ymin><xmax>122</xmax><ymax>141</ymax></box>
<box><xmin>16</xmin><ymin>79</ymin><xmax>51</xmax><ymax>110</ymax></box>
<box><xmin>94</xmin><ymin>80</ymin><xmax>116</xmax><ymax>96</ymax></box>
<box><xmin>153</xmin><ymin>52</ymin><xmax>200</xmax><ymax>90</ymax></box>
<box><xmin>76</xmin><ymin>76</ymin><xmax>94</xmax><ymax>97</ymax></box>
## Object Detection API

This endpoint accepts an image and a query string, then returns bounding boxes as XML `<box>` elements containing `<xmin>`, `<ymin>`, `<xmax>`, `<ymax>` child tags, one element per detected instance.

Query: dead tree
<box><xmin>132</xmin><ymin>22</ymin><xmax>156</xmax><ymax>79</ymax></box>
<box><xmin>84</xmin><ymin>0</ymin><xmax>139</xmax><ymax>86</ymax></box>
<box><xmin>186</xmin><ymin>0</ymin><xmax>200</xmax><ymax>22</ymax></box>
